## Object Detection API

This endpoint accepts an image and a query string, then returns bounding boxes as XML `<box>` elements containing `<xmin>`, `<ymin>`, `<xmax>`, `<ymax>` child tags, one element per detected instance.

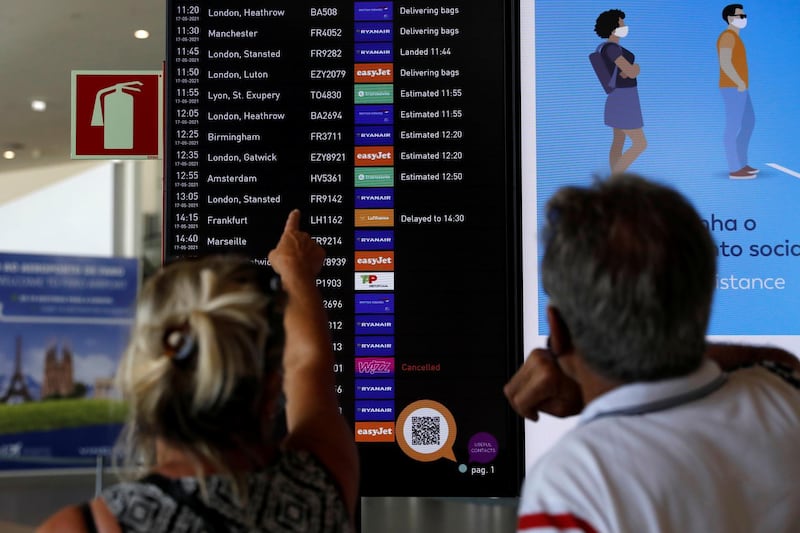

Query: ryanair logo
<box><xmin>355</xmin><ymin>379</ymin><xmax>396</xmax><ymax>399</ymax></box>
<box><xmin>355</xmin><ymin>316</ymin><xmax>395</xmax><ymax>335</ymax></box>
<box><xmin>355</xmin><ymin>187</ymin><xmax>394</xmax><ymax>208</ymax></box>
<box><xmin>355</xmin><ymin>229</ymin><xmax>394</xmax><ymax>250</ymax></box>
<box><xmin>355</xmin><ymin>43</ymin><xmax>394</xmax><ymax>62</ymax></box>
<box><xmin>355</xmin><ymin>336</ymin><xmax>395</xmax><ymax>356</ymax></box>
<box><xmin>355</xmin><ymin>400</ymin><xmax>395</xmax><ymax>421</ymax></box>
<box><xmin>355</xmin><ymin>22</ymin><xmax>394</xmax><ymax>41</ymax></box>
<box><xmin>355</xmin><ymin>125</ymin><xmax>394</xmax><ymax>146</ymax></box>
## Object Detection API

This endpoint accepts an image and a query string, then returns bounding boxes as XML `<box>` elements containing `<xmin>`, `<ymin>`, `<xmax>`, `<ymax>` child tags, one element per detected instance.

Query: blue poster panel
<box><xmin>0</xmin><ymin>253</ymin><xmax>138</xmax><ymax>469</ymax></box>
<box><xmin>532</xmin><ymin>0</ymin><xmax>800</xmax><ymax>335</ymax></box>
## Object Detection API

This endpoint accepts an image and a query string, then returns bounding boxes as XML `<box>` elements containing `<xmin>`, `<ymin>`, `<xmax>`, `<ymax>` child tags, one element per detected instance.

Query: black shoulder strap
<box><xmin>141</xmin><ymin>474</ymin><xmax>231</xmax><ymax>533</ymax></box>
<box><xmin>79</xmin><ymin>502</ymin><xmax>99</xmax><ymax>533</ymax></box>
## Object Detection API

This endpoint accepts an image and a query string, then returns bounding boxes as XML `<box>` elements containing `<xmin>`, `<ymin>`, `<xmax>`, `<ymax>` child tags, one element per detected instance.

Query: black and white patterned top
<box><xmin>101</xmin><ymin>450</ymin><xmax>352</xmax><ymax>533</ymax></box>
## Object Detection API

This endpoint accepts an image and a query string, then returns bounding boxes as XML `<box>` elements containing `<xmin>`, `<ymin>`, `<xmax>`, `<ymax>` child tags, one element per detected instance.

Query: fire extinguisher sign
<box><xmin>71</xmin><ymin>70</ymin><xmax>163</xmax><ymax>159</ymax></box>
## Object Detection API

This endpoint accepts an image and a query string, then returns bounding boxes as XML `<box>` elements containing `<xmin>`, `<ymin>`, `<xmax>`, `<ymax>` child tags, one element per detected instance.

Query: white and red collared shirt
<box><xmin>517</xmin><ymin>359</ymin><xmax>800</xmax><ymax>533</ymax></box>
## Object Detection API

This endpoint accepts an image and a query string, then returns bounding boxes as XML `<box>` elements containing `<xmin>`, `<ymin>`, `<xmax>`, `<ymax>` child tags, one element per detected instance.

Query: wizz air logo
<box><xmin>355</xmin><ymin>357</ymin><xmax>394</xmax><ymax>376</ymax></box>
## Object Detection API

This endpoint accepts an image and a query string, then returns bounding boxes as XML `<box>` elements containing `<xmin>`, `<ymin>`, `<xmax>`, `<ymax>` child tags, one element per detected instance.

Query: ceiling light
<box><xmin>31</xmin><ymin>100</ymin><xmax>47</xmax><ymax>112</ymax></box>
<box><xmin>3</xmin><ymin>150</ymin><xmax>16</xmax><ymax>160</ymax></box>
<box><xmin>134</xmin><ymin>29</ymin><xmax>150</xmax><ymax>39</ymax></box>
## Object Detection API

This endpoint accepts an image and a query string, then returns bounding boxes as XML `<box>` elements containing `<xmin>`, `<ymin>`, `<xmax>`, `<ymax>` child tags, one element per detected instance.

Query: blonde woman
<box><xmin>39</xmin><ymin>210</ymin><xmax>358</xmax><ymax>532</ymax></box>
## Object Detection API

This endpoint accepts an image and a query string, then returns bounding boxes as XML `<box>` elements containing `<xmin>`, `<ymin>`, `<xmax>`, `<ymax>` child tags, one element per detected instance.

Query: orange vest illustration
<box><xmin>717</xmin><ymin>29</ymin><xmax>748</xmax><ymax>88</ymax></box>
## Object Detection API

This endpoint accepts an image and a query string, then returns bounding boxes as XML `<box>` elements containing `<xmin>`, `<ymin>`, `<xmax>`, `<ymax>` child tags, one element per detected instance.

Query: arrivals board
<box><xmin>166</xmin><ymin>0</ymin><xmax>522</xmax><ymax>496</ymax></box>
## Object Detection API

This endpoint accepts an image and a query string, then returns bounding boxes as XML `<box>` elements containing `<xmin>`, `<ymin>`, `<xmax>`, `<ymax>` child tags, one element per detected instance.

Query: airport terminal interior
<box><xmin>8</xmin><ymin>1</ymin><xmax>799</xmax><ymax>531</ymax></box>
<box><xmin>0</xmin><ymin>1</ymin><xmax>520</xmax><ymax>531</ymax></box>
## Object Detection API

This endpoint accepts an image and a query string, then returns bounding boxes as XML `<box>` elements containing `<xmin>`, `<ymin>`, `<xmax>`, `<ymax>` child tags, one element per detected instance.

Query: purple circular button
<box><xmin>467</xmin><ymin>432</ymin><xmax>499</xmax><ymax>464</ymax></box>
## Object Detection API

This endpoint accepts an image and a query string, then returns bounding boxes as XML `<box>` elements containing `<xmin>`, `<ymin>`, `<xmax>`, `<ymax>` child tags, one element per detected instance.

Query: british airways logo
<box><xmin>354</xmin><ymin>2</ymin><xmax>393</xmax><ymax>21</ymax></box>
<box><xmin>355</xmin><ymin>293</ymin><xmax>395</xmax><ymax>313</ymax></box>
<box><xmin>355</xmin><ymin>105</ymin><xmax>394</xmax><ymax>125</ymax></box>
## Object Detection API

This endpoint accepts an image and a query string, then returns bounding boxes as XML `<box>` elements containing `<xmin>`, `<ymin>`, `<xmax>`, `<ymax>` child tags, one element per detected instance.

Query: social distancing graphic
<box><xmin>71</xmin><ymin>71</ymin><xmax>163</xmax><ymax>159</ymax></box>
<box><xmin>531</xmin><ymin>1</ymin><xmax>800</xmax><ymax>334</ymax></box>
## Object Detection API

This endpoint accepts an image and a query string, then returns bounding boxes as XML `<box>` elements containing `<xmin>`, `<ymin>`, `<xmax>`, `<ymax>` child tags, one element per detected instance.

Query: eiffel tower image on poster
<box><xmin>0</xmin><ymin>336</ymin><xmax>33</xmax><ymax>403</ymax></box>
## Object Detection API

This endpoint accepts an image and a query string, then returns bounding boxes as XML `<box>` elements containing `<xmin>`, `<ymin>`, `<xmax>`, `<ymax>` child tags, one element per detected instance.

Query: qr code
<box><xmin>411</xmin><ymin>416</ymin><xmax>440</xmax><ymax>446</ymax></box>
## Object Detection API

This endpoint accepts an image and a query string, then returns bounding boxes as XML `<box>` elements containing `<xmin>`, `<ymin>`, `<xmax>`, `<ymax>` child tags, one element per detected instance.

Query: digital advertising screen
<box><xmin>166</xmin><ymin>0</ymin><xmax>524</xmax><ymax>496</ymax></box>
<box><xmin>520</xmin><ymin>0</ymin><xmax>800</xmax><ymax>465</ymax></box>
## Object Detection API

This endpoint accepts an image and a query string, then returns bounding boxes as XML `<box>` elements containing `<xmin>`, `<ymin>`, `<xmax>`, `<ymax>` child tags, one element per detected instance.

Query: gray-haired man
<box><xmin>507</xmin><ymin>175</ymin><xmax>800</xmax><ymax>532</ymax></box>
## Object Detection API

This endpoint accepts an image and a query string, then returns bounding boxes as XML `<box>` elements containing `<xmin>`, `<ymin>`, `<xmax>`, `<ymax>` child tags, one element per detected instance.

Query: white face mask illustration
<box><xmin>731</xmin><ymin>17</ymin><xmax>747</xmax><ymax>29</ymax></box>
<box><xmin>614</xmin><ymin>25</ymin><xmax>629</xmax><ymax>38</ymax></box>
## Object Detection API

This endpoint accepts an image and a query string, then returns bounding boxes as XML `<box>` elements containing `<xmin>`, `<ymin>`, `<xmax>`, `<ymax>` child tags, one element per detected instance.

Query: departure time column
<box><xmin>171</xmin><ymin>1</ymin><xmax>203</xmax><ymax>256</ymax></box>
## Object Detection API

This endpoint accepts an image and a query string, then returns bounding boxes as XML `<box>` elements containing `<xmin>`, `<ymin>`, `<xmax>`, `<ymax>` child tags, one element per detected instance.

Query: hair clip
<box><xmin>163</xmin><ymin>325</ymin><xmax>197</xmax><ymax>361</ymax></box>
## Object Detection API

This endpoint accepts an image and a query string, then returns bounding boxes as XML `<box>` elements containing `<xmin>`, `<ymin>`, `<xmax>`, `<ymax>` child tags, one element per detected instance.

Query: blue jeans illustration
<box><xmin>721</xmin><ymin>89</ymin><xmax>755</xmax><ymax>172</ymax></box>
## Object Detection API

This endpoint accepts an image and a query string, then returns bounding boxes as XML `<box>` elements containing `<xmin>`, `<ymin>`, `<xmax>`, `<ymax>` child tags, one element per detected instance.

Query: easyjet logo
<box><xmin>355</xmin><ymin>63</ymin><xmax>394</xmax><ymax>83</ymax></box>
<box><xmin>355</xmin><ymin>251</ymin><xmax>394</xmax><ymax>271</ymax></box>
<box><xmin>354</xmin><ymin>146</ymin><xmax>394</xmax><ymax>165</ymax></box>
<box><xmin>355</xmin><ymin>421</ymin><xmax>395</xmax><ymax>442</ymax></box>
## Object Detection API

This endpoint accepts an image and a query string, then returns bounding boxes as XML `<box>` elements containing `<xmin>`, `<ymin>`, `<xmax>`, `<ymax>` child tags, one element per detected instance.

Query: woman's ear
<box><xmin>546</xmin><ymin>305</ymin><xmax>574</xmax><ymax>357</ymax></box>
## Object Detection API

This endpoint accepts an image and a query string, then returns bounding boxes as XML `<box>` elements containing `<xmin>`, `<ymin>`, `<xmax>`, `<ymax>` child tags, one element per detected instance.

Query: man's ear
<box><xmin>546</xmin><ymin>305</ymin><xmax>574</xmax><ymax>357</ymax></box>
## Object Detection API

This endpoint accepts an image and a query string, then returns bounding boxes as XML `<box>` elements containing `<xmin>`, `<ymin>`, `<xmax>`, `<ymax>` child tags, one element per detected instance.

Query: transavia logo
<box><xmin>355</xmin><ymin>43</ymin><xmax>394</xmax><ymax>62</ymax></box>
<box><xmin>354</xmin><ymin>63</ymin><xmax>394</xmax><ymax>83</ymax></box>
<box><xmin>354</xmin><ymin>229</ymin><xmax>394</xmax><ymax>250</ymax></box>
<box><xmin>355</xmin><ymin>400</ymin><xmax>395</xmax><ymax>421</ymax></box>
<box><xmin>355</xmin><ymin>104</ymin><xmax>394</xmax><ymax>125</ymax></box>
<box><xmin>355</xmin><ymin>336</ymin><xmax>395</xmax><ymax>356</ymax></box>
<box><xmin>355</xmin><ymin>22</ymin><xmax>394</xmax><ymax>42</ymax></box>
<box><xmin>354</xmin><ymin>167</ymin><xmax>394</xmax><ymax>188</ymax></box>
<box><xmin>355</xmin><ymin>379</ymin><xmax>396</xmax><ymax>399</ymax></box>
<box><xmin>354</xmin><ymin>84</ymin><xmax>394</xmax><ymax>105</ymax></box>
<box><xmin>355</xmin><ymin>357</ymin><xmax>395</xmax><ymax>376</ymax></box>
<box><xmin>355</xmin><ymin>272</ymin><xmax>395</xmax><ymax>291</ymax></box>
<box><xmin>355</xmin><ymin>125</ymin><xmax>394</xmax><ymax>146</ymax></box>
<box><xmin>355</xmin><ymin>293</ymin><xmax>395</xmax><ymax>313</ymax></box>
<box><xmin>354</xmin><ymin>188</ymin><xmax>394</xmax><ymax>208</ymax></box>
<box><xmin>354</xmin><ymin>1</ymin><xmax>394</xmax><ymax>21</ymax></box>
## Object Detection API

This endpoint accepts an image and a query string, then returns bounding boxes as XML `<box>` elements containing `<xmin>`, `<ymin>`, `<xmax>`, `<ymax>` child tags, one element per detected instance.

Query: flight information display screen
<box><xmin>166</xmin><ymin>0</ymin><xmax>523</xmax><ymax>496</ymax></box>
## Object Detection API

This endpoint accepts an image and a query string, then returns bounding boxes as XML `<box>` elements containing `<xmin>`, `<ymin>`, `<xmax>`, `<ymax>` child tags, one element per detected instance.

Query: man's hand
<box><xmin>737</xmin><ymin>81</ymin><xmax>746</xmax><ymax>92</ymax></box>
<box><xmin>504</xmin><ymin>349</ymin><xmax>584</xmax><ymax>421</ymax></box>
